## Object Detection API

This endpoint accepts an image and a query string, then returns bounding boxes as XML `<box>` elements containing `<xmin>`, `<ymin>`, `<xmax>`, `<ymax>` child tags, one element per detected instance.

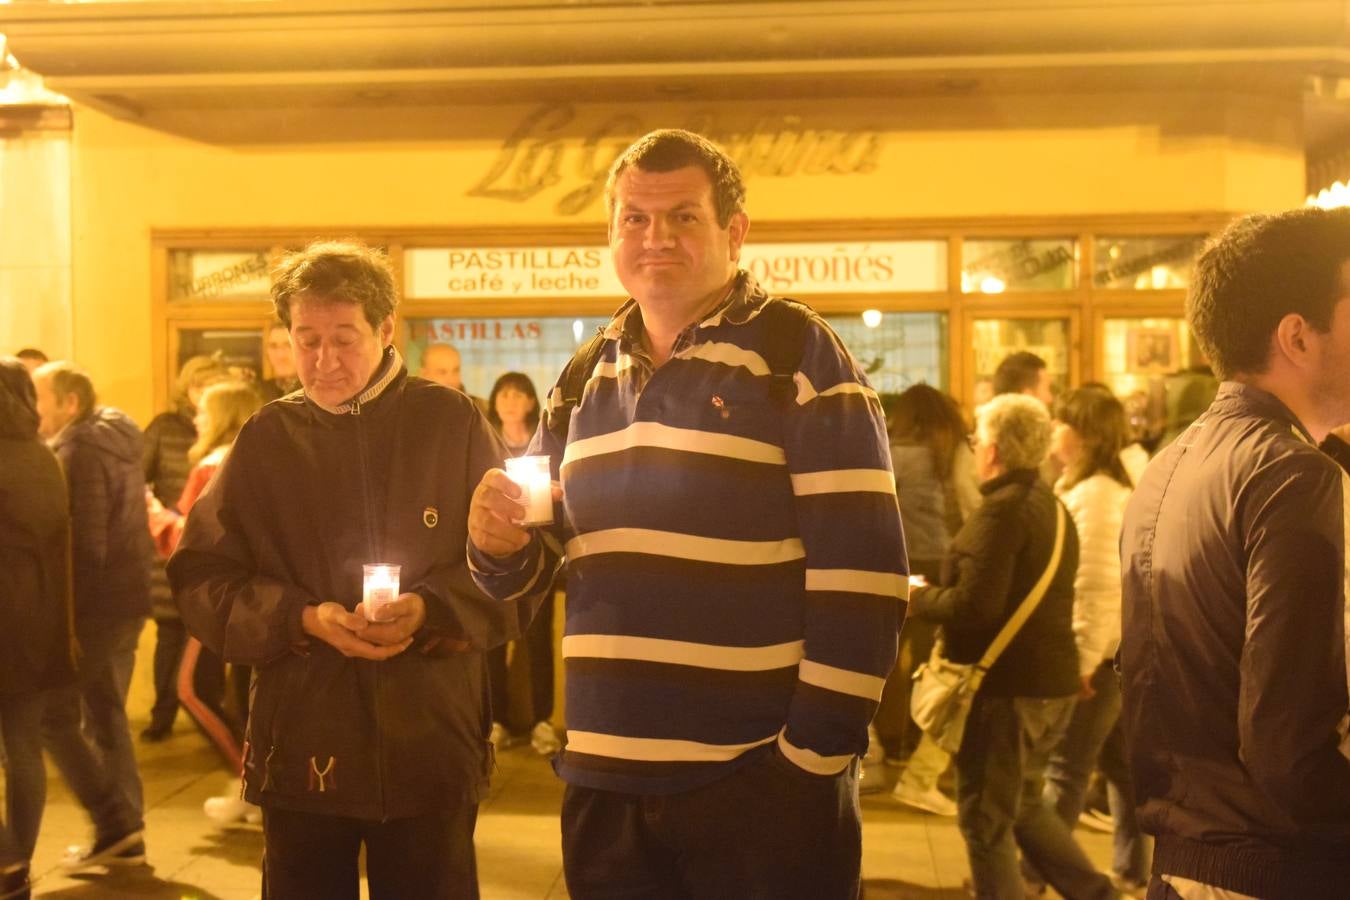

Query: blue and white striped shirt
<box><xmin>470</xmin><ymin>272</ymin><xmax>907</xmax><ymax>794</ymax></box>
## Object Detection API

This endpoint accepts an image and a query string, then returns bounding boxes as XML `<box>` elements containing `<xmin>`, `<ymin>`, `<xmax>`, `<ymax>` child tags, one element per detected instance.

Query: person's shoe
<box><xmin>891</xmin><ymin>780</ymin><xmax>958</xmax><ymax>816</ymax></box>
<box><xmin>1078</xmin><ymin>808</ymin><xmax>1114</xmax><ymax>833</ymax></box>
<box><xmin>1112</xmin><ymin>875</ymin><xmax>1148</xmax><ymax>898</ymax></box>
<box><xmin>60</xmin><ymin>830</ymin><xmax>146</xmax><ymax>871</ymax></box>
<box><xmin>859</xmin><ymin>760</ymin><xmax>887</xmax><ymax>794</ymax></box>
<box><xmin>139</xmin><ymin>723</ymin><xmax>172</xmax><ymax>743</ymax></box>
<box><xmin>530</xmin><ymin>720</ymin><xmax>562</xmax><ymax>756</ymax></box>
<box><xmin>204</xmin><ymin>793</ymin><xmax>262</xmax><ymax>828</ymax></box>
<box><xmin>489</xmin><ymin>721</ymin><xmax>513</xmax><ymax>750</ymax></box>
<box><xmin>864</xmin><ymin>725</ymin><xmax>884</xmax><ymax>765</ymax></box>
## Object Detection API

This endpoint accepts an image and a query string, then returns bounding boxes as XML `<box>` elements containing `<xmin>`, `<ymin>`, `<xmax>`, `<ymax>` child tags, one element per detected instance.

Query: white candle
<box><xmin>504</xmin><ymin>455</ymin><xmax>554</xmax><ymax>525</ymax></box>
<box><xmin>362</xmin><ymin>563</ymin><xmax>401</xmax><ymax>622</ymax></box>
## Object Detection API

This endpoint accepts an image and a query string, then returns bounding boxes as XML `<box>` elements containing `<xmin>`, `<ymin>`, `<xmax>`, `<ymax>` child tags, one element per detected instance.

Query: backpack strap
<box><xmin>756</xmin><ymin>296</ymin><xmax>816</xmax><ymax>406</ymax></box>
<box><xmin>546</xmin><ymin>328</ymin><xmax>609</xmax><ymax>446</ymax></box>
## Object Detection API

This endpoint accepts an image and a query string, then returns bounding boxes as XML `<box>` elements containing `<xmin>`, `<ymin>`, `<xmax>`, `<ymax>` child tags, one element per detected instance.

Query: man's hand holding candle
<box><xmin>468</xmin><ymin>467</ymin><xmax>562</xmax><ymax>558</ymax></box>
<box><xmin>302</xmin><ymin>597</ymin><xmax>421</xmax><ymax>660</ymax></box>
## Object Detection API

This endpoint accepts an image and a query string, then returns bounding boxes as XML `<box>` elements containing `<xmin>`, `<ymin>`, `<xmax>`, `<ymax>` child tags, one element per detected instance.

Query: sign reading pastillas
<box><xmin>404</xmin><ymin>241</ymin><xmax>946</xmax><ymax>300</ymax></box>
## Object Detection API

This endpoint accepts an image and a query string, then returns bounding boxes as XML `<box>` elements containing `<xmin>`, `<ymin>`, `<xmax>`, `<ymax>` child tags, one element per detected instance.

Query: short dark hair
<box><xmin>992</xmin><ymin>352</ymin><xmax>1047</xmax><ymax>396</ymax></box>
<box><xmin>35</xmin><ymin>360</ymin><xmax>96</xmax><ymax>418</ymax></box>
<box><xmin>271</xmin><ymin>240</ymin><xmax>397</xmax><ymax>332</ymax></box>
<box><xmin>1189</xmin><ymin>207</ymin><xmax>1350</xmax><ymax>379</ymax></box>
<box><xmin>15</xmin><ymin>347</ymin><xmax>48</xmax><ymax>364</ymax></box>
<box><xmin>605</xmin><ymin>129</ymin><xmax>746</xmax><ymax>228</ymax></box>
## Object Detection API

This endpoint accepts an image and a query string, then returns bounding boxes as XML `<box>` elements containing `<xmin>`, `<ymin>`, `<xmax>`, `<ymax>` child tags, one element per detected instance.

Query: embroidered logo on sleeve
<box><xmin>308</xmin><ymin>755</ymin><xmax>337</xmax><ymax>793</ymax></box>
<box><xmin>423</xmin><ymin>506</ymin><xmax>439</xmax><ymax>528</ymax></box>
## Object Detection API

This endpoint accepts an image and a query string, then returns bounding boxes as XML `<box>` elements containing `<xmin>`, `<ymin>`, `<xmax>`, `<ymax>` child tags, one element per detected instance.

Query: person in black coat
<box><xmin>907</xmin><ymin>393</ymin><xmax>1113</xmax><ymax>900</ymax></box>
<box><xmin>31</xmin><ymin>361</ymin><xmax>152</xmax><ymax>872</ymax></box>
<box><xmin>0</xmin><ymin>358</ymin><xmax>76</xmax><ymax>900</ymax></box>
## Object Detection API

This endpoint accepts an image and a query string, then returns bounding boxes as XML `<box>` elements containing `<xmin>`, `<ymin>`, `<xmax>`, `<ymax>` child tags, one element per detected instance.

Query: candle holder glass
<box><xmin>504</xmin><ymin>455</ymin><xmax>554</xmax><ymax>525</ymax></box>
<box><xmin>362</xmin><ymin>563</ymin><xmax>401</xmax><ymax>622</ymax></box>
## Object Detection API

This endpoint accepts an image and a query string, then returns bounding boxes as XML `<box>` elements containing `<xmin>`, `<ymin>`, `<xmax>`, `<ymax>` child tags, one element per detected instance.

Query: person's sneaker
<box><xmin>891</xmin><ymin>780</ymin><xmax>958</xmax><ymax>816</ymax></box>
<box><xmin>1112</xmin><ymin>875</ymin><xmax>1148</xmax><ymax>898</ymax></box>
<box><xmin>61</xmin><ymin>830</ymin><xmax>146</xmax><ymax>871</ymax></box>
<box><xmin>204</xmin><ymin>793</ymin><xmax>262</xmax><ymax>828</ymax></box>
<box><xmin>864</xmin><ymin>725</ymin><xmax>884</xmax><ymax>765</ymax></box>
<box><xmin>1078</xmin><ymin>808</ymin><xmax>1114</xmax><ymax>833</ymax></box>
<box><xmin>139</xmin><ymin>723</ymin><xmax>172</xmax><ymax>743</ymax></box>
<box><xmin>489</xmin><ymin>721</ymin><xmax>518</xmax><ymax>750</ymax></box>
<box><xmin>858</xmin><ymin>759</ymin><xmax>888</xmax><ymax>794</ymax></box>
<box><xmin>530</xmin><ymin>720</ymin><xmax>562</xmax><ymax>756</ymax></box>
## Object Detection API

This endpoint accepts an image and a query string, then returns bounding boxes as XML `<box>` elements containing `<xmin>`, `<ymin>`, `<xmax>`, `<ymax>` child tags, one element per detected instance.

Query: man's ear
<box><xmin>378</xmin><ymin>315</ymin><xmax>396</xmax><ymax>347</ymax></box>
<box><xmin>727</xmin><ymin>211</ymin><xmax>750</xmax><ymax>263</ymax></box>
<box><xmin>1274</xmin><ymin>313</ymin><xmax>1314</xmax><ymax>370</ymax></box>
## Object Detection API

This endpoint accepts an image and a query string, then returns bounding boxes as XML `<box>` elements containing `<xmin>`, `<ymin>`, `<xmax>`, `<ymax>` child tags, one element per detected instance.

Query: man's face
<box><xmin>608</xmin><ymin>164</ymin><xmax>748</xmax><ymax>317</ymax></box>
<box><xmin>33</xmin><ymin>374</ymin><xmax>76</xmax><ymax>439</ymax></box>
<box><xmin>289</xmin><ymin>296</ymin><xmax>393</xmax><ymax>408</ymax></box>
<box><xmin>266</xmin><ymin>326</ymin><xmax>297</xmax><ymax>380</ymax></box>
<box><xmin>419</xmin><ymin>344</ymin><xmax>464</xmax><ymax>391</ymax></box>
<box><xmin>1307</xmin><ymin>273</ymin><xmax>1350</xmax><ymax>432</ymax></box>
<box><xmin>1025</xmin><ymin>367</ymin><xmax>1055</xmax><ymax>408</ymax></box>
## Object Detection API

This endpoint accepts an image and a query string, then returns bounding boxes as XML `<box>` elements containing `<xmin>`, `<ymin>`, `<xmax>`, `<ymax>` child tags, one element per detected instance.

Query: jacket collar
<box><xmin>598</xmin><ymin>269</ymin><xmax>770</xmax><ymax>346</ymax></box>
<box><xmin>979</xmin><ymin>467</ymin><xmax>1039</xmax><ymax>495</ymax></box>
<box><xmin>306</xmin><ymin>345</ymin><xmax>403</xmax><ymax>416</ymax></box>
<box><xmin>1213</xmin><ymin>381</ymin><xmax>1316</xmax><ymax>445</ymax></box>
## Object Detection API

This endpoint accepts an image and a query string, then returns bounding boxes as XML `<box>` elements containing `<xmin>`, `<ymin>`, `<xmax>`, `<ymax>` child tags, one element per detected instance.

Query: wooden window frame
<box><xmin>151</xmin><ymin>213</ymin><xmax>1229</xmax><ymax>411</ymax></box>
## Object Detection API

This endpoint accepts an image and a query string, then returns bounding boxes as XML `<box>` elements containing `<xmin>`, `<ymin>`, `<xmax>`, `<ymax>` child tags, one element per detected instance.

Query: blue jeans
<box><xmin>41</xmin><ymin>617</ymin><xmax>146</xmax><ymax>842</ymax></box>
<box><xmin>1042</xmin><ymin>662</ymin><xmax>1150</xmax><ymax>882</ymax></box>
<box><xmin>956</xmin><ymin>693</ymin><xmax>1114</xmax><ymax>900</ymax></box>
<box><xmin>0</xmin><ymin>691</ymin><xmax>48</xmax><ymax>868</ymax></box>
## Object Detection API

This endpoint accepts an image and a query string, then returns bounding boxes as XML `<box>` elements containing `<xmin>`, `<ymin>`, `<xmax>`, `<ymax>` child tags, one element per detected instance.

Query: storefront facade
<box><xmin>1</xmin><ymin>1</ymin><xmax>1331</xmax><ymax>423</ymax></box>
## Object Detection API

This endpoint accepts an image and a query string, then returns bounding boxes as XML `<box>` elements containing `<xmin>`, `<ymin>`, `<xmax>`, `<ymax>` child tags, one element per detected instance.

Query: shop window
<box><xmin>1092</xmin><ymin>235</ymin><xmax>1205</xmax><ymax>289</ymax></box>
<box><xmin>403</xmin><ymin>316</ymin><xmax>612</xmax><ymax>401</ymax></box>
<box><xmin>168</xmin><ymin>249</ymin><xmax>271</xmax><ymax>303</ymax></box>
<box><xmin>1100</xmin><ymin>317</ymin><xmax>1214</xmax><ymax>449</ymax></box>
<box><xmin>971</xmin><ymin>317</ymin><xmax>1070</xmax><ymax>402</ymax></box>
<box><xmin>175</xmin><ymin>326</ymin><xmax>264</xmax><ymax>382</ymax></box>
<box><xmin>824</xmin><ymin>311</ymin><xmax>947</xmax><ymax>395</ymax></box>
<box><xmin>961</xmin><ymin>238</ymin><xmax>1076</xmax><ymax>293</ymax></box>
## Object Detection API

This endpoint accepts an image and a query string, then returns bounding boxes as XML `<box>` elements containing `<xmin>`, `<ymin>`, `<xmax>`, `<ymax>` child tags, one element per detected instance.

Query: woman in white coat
<box><xmin>1040</xmin><ymin>386</ymin><xmax>1149</xmax><ymax>893</ymax></box>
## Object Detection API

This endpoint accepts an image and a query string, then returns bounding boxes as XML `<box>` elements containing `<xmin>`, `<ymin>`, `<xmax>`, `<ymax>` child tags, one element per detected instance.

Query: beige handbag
<box><xmin>910</xmin><ymin>503</ymin><xmax>1067</xmax><ymax>754</ymax></box>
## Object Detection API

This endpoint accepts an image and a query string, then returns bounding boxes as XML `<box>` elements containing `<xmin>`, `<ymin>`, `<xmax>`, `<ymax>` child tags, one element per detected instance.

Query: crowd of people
<box><xmin>2</xmin><ymin>127</ymin><xmax>1348</xmax><ymax>900</ymax></box>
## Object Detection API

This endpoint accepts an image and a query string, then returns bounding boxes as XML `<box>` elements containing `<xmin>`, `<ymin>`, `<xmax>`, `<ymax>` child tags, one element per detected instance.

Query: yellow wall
<box><xmin>69</xmin><ymin>89</ymin><xmax>1306</xmax><ymax>423</ymax></box>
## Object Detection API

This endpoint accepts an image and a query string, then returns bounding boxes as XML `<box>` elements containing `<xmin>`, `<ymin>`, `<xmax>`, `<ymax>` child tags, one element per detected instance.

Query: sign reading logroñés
<box><xmin>404</xmin><ymin>241</ymin><xmax>945</xmax><ymax>300</ymax></box>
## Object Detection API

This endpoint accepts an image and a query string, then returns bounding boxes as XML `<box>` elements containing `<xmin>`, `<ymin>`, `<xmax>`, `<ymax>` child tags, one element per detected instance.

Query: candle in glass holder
<box><xmin>504</xmin><ymin>455</ymin><xmax>554</xmax><ymax>525</ymax></box>
<box><xmin>362</xmin><ymin>563</ymin><xmax>400</xmax><ymax>622</ymax></box>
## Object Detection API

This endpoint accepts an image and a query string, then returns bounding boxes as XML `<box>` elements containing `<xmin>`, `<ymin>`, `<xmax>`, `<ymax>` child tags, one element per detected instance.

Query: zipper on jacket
<box><xmin>353</xmin><ymin>407</ymin><xmax>387</xmax><ymax>820</ymax></box>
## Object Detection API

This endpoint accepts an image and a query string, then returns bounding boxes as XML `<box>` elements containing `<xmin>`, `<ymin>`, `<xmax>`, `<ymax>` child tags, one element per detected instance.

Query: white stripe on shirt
<box><xmin>562</xmin><ymin>635</ymin><xmax>804</xmax><ymax>671</ymax></box>
<box><xmin>566</xmin><ymin>528</ymin><xmax>805</xmax><ymax>566</ymax></box>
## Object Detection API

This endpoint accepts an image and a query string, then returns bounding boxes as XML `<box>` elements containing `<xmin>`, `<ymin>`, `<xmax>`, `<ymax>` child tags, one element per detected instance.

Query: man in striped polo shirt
<box><xmin>468</xmin><ymin>129</ymin><xmax>907</xmax><ymax>898</ymax></box>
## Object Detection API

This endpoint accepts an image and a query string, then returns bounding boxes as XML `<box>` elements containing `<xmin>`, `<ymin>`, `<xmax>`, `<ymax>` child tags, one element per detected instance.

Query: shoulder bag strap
<box><xmin>975</xmin><ymin>501</ymin><xmax>1067</xmax><ymax>672</ymax></box>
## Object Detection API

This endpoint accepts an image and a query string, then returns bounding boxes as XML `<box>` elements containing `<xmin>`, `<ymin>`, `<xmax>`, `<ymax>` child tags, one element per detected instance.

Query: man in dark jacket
<box><xmin>0</xmin><ymin>358</ymin><xmax>77</xmax><ymax>900</ymax></box>
<box><xmin>168</xmin><ymin>241</ymin><xmax>519</xmax><ymax>899</ymax></box>
<box><xmin>1120</xmin><ymin>208</ymin><xmax>1350</xmax><ymax>899</ymax></box>
<box><xmin>31</xmin><ymin>360</ymin><xmax>152</xmax><ymax>871</ymax></box>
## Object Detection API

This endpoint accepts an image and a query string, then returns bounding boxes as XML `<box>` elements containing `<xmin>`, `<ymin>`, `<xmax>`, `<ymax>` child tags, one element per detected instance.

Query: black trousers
<box><xmin>562</xmin><ymin>748</ymin><xmax>861</xmax><ymax>900</ymax></box>
<box><xmin>261</xmin><ymin>804</ymin><xmax>479</xmax><ymax>900</ymax></box>
<box><xmin>149</xmin><ymin>617</ymin><xmax>186</xmax><ymax>730</ymax></box>
<box><xmin>487</xmin><ymin>591</ymin><xmax>555</xmax><ymax>728</ymax></box>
